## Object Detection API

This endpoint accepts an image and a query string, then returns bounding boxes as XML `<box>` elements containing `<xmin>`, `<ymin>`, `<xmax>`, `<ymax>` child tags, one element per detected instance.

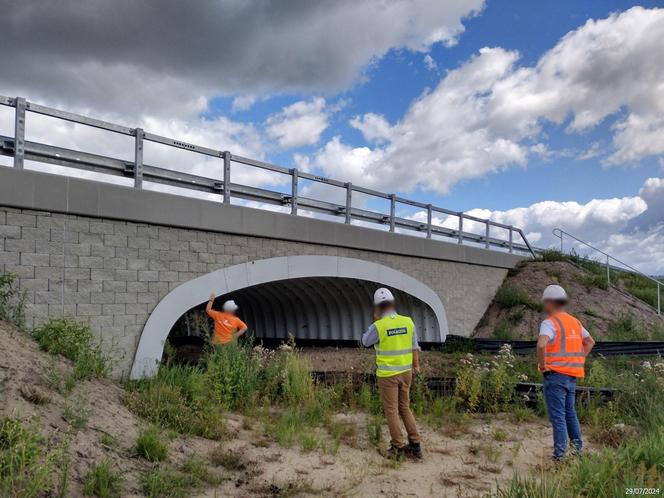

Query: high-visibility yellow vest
<box><xmin>374</xmin><ymin>313</ymin><xmax>414</xmax><ymax>378</ymax></box>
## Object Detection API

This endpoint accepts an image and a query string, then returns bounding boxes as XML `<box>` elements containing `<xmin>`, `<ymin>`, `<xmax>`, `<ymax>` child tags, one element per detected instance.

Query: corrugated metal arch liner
<box><xmin>130</xmin><ymin>256</ymin><xmax>448</xmax><ymax>379</ymax></box>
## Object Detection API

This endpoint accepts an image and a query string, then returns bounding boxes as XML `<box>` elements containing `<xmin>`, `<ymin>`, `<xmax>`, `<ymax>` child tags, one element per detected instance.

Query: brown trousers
<box><xmin>377</xmin><ymin>370</ymin><xmax>420</xmax><ymax>448</ymax></box>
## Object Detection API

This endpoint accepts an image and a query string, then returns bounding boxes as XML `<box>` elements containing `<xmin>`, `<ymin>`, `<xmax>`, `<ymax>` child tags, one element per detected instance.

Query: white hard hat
<box><xmin>374</xmin><ymin>288</ymin><xmax>395</xmax><ymax>305</ymax></box>
<box><xmin>222</xmin><ymin>300</ymin><xmax>239</xmax><ymax>312</ymax></box>
<box><xmin>542</xmin><ymin>285</ymin><xmax>568</xmax><ymax>302</ymax></box>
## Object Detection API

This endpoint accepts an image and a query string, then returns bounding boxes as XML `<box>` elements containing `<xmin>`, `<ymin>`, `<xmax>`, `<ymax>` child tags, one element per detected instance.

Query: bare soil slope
<box><xmin>0</xmin><ymin>320</ymin><xmax>567</xmax><ymax>497</ymax></box>
<box><xmin>473</xmin><ymin>261</ymin><xmax>663</xmax><ymax>340</ymax></box>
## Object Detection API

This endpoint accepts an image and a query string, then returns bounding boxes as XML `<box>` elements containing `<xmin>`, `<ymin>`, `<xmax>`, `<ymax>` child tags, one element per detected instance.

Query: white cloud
<box><xmin>266</xmin><ymin>98</ymin><xmax>330</xmax><ymax>149</ymax></box>
<box><xmin>423</xmin><ymin>54</ymin><xmax>438</xmax><ymax>71</ymax></box>
<box><xmin>307</xmin><ymin>7</ymin><xmax>664</xmax><ymax>194</ymax></box>
<box><xmin>349</xmin><ymin>113</ymin><xmax>393</xmax><ymax>143</ymax></box>
<box><xmin>231</xmin><ymin>95</ymin><xmax>258</xmax><ymax>113</ymax></box>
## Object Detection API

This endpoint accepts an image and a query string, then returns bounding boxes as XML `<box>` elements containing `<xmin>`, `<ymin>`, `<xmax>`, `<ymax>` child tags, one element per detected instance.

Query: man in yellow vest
<box><xmin>362</xmin><ymin>288</ymin><xmax>422</xmax><ymax>459</ymax></box>
<box><xmin>537</xmin><ymin>284</ymin><xmax>595</xmax><ymax>461</ymax></box>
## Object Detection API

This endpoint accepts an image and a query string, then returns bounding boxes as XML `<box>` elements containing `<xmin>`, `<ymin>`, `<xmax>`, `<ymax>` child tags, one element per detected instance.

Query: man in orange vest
<box><xmin>537</xmin><ymin>284</ymin><xmax>595</xmax><ymax>461</ymax></box>
<box><xmin>206</xmin><ymin>293</ymin><xmax>248</xmax><ymax>345</ymax></box>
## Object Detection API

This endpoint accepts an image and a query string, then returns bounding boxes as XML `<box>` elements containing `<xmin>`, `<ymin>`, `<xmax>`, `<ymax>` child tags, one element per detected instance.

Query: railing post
<box><xmin>485</xmin><ymin>221</ymin><xmax>490</xmax><ymax>249</ymax></box>
<box><xmin>14</xmin><ymin>97</ymin><xmax>26</xmax><ymax>169</ymax></box>
<box><xmin>606</xmin><ymin>255</ymin><xmax>610</xmax><ymax>286</ymax></box>
<box><xmin>133</xmin><ymin>127</ymin><xmax>144</xmax><ymax>189</ymax></box>
<box><xmin>458</xmin><ymin>214</ymin><xmax>463</xmax><ymax>244</ymax></box>
<box><xmin>426</xmin><ymin>204</ymin><xmax>432</xmax><ymax>239</ymax></box>
<box><xmin>508</xmin><ymin>226</ymin><xmax>513</xmax><ymax>253</ymax></box>
<box><xmin>657</xmin><ymin>282</ymin><xmax>660</xmax><ymax>316</ymax></box>
<box><xmin>290</xmin><ymin>168</ymin><xmax>298</xmax><ymax>215</ymax></box>
<box><xmin>345</xmin><ymin>182</ymin><xmax>352</xmax><ymax>224</ymax></box>
<box><xmin>223</xmin><ymin>151</ymin><xmax>231</xmax><ymax>203</ymax></box>
<box><xmin>389</xmin><ymin>194</ymin><xmax>396</xmax><ymax>233</ymax></box>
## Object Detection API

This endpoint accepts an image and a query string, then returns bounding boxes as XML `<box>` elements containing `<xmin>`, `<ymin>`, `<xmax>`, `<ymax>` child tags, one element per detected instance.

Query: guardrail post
<box><xmin>606</xmin><ymin>255</ymin><xmax>611</xmax><ymax>286</ymax></box>
<box><xmin>426</xmin><ymin>204</ymin><xmax>432</xmax><ymax>239</ymax></box>
<box><xmin>458</xmin><ymin>214</ymin><xmax>463</xmax><ymax>244</ymax></box>
<box><xmin>389</xmin><ymin>194</ymin><xmax>396</xmax><ymax>232</ymax></box>
<box><xmin>344</xmin><ymin>183</ymin><xmax>352</xmax><ymax>224</ymax></box>
<box><xmin>658</xmin><ymin>282</ymin><xmax>661</xmax><ymax>316</ymax></box>
<box><xmin>485</xmin><ymin>221</ymin><xmax>490</xmax><ymax>249</ymax></box>
<box><xmin>133</xmin><ymin>128</ymin><xmax>144</xmax><ymax>188</ymax></box>
<box><xmin>508</xmin><ymin>226</ymin><xmax>514</xmax><ymax>253</ymax></box>
<box><xmin>14</xmin><ymin>97</ymin><xmax>26</xmax><ymax>169</ymax></box>
<box><xmin>290</xmin><ymin>168</ymin><xmax>298</xmax><ymax>215</ymax></box>
<box><xmin>223</xmin><ymin>151</ymin><xmax>231</xmax><ymax>203</ymax></box>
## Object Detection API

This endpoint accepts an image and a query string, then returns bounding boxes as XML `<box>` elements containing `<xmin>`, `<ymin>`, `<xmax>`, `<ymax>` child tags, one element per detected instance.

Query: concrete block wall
<box><xmin>0</xmin><ymin>206</ymin><xmax>508</xmax><ymax>378</ymax></box>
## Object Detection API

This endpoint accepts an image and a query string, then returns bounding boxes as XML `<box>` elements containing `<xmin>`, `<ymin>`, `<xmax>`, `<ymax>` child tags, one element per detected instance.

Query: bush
<box><xmin>135</xmin><ymin>427</ymin><xmax>168</xmax><ymax>462</ymax></box>
<box><xmin>0</xmin><ymin>273</ymin><xmax>26</xmax><ymax>330</ymax></box>
<box><xmin>577</xmin><ymin>272</ymin><xmax>608</xmax><ymax>291</ymax></box>
<box><xmin>0</xmin><ymin>418</ymin><xmax>57</xmax><ymax>498</ymax></box>
<box><xmin>83</xmin><ymin>459</ymin><xmax>123</xmax><ymax>498</ymax></box>
<box><xmin>494</xmin><ymin>283</ymin><xmax>542</xmax><ymax>311</ymax></box>
<box><xmin>605</xmin><ymin>314</ymin><xmax>649</xmax><ymax>341</ymax></box>
<box><xmin>454</xmin><ymin>345</ymin><xmax>518</xmax><ymax>413</ymax></box>
<box><xmin>205</xmin><ymin>343</ymin><xmax>260</xmax><ymax>410</ymax></box>
<box><xmin>31</xmin><ymin>318</ymin><xmax>111</xmax><ymax>379</ymax></box>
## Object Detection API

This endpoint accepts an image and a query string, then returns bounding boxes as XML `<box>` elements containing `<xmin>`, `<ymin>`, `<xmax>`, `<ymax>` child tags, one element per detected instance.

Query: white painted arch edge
<box><xmin>129</xmin><ymin>255</ymin><xmax>449</xmax><ymax>379</ymax></box>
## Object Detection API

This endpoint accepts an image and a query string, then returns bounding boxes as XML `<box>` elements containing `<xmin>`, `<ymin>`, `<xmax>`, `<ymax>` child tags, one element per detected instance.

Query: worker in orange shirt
<box><xmin>206</xmin><ymin>293</ymin><xmax>248</xmax><ymax>345</ymax></box>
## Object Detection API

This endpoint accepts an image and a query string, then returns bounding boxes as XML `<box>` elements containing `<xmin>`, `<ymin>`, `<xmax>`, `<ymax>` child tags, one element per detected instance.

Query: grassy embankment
<box><xmin>2</xmin><ymin>271</ymin><xmax>663</xmax><ymax>497</ymax></box>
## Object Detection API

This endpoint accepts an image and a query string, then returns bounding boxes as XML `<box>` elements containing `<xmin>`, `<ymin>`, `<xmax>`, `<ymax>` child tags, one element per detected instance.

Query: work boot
<box><xmin>385</xmin><ymin>444</ymin><xmax>407</xmax><ymax>459</ymax></box>
<box><xmin>405</xmin><ymin>441</ymin><xmax>422</xmax><ymax>460</ymax></box>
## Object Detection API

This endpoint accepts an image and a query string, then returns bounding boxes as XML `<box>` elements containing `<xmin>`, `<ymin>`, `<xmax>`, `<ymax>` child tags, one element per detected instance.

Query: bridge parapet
<box><xmin>0</xmin><ymin>95</ymin><xmax>535</xmax><ymax>257</ymax></box>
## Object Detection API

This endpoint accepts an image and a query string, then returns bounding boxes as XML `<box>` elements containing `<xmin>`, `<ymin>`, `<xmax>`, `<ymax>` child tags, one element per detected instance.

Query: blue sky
<box><xmin>213</xmin><ymin>0</ymin><xmax>664</xmax><ymax>213</ymax></box>
<box><xmin>2</xmin><ymin>0</ymin><xmax>664</xmax><ymax>271</ymax></box>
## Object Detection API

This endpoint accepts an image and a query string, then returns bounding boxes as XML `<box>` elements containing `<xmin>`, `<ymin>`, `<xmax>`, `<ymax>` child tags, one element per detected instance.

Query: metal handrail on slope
<box><xmin>0</xmin><ymin>95</ymin><xmax>536</xmax><ymax>256</ymax></box>
<box><xmin>552</xmin><ymin>228</ymin><xmax>661</xmax><ymax>315</ymax></box>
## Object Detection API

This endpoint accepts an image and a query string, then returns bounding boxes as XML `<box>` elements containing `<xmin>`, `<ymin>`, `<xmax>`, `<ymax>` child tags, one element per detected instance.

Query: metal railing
<box><xmin>0</xmin><ymin>95</ymin><xmax>534</xmax><ymax>255</ymax></box>
<box><xmin>553</xmin><ymin>228</ymin><xmax>661</xmax><ymax>315</ymax></box>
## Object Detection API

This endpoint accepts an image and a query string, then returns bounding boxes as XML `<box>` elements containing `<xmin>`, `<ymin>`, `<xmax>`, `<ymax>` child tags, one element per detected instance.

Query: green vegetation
<box><xmin>454</xmin><ymin>344</ymin><xmax>519</xmax><ymax>413</ymax></box>
<box><xmin>83</xmin><ymin>459</ymin><xmax>123</xmax><ymax>498</ymax></box>
<box><xmin>0</xmin><ymin>418</ymin><xmax>60</xmax><ymax>498</ymax></box>
<box><xmin>32</xmin><ymin>318</ymin><xmax>111</xmax><ymax>380</ymax></box>
<box><xmin>62</xmin><ymin>397</ymin><xmax>90</xmax><ymax>429</ymax></box>
<box><xmin>135</xmin><ymin>427</ymin><xmax>168</xmax><ymax>462</ymax></box>
<box><xmin>494</xmin><ymin>283</ymin><xmax>543</xmax><ymax>311</ymax></box>
<box><xmin>139</xmin><ymin>466</ymin><xmax>199</xmax><ymax>498</ymax></box>
<box><xmin>498</xmin><ymin>356</ymin><xmax>664</xmax><ymax>497</ymax></box>
<box><xmin>0</xmin><ymin>273</ymin><xmax>26</xmax><ymax>330</ymax></box>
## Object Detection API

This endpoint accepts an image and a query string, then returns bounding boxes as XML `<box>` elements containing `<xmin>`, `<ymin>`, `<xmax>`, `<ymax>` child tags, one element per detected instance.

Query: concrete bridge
<box><xmin>0</xmin><ymin>96</ymin><xmax>531</xmax><ymax>378</ymax></box>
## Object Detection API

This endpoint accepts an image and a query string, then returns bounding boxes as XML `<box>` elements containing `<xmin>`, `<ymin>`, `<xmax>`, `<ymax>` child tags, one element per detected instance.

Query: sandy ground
<box><xmin>0</xmin><ymin>320</ymin><xmax>583</xmax><ymax>497</ymax></box>
<box><xmin>473</xmin><ymin>260</ymin><xmax>663</xmax><ymax>340</ymax></box>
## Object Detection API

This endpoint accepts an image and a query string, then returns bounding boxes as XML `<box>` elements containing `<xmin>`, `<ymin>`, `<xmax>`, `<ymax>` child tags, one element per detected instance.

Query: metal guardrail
<box><xmin>553</xmin><ymin>228</ymin><xmax>661</xmax><ymax>315</ymax></box>
<box><xmin>0</xmin><ymin>95</ymin><xmax>535</xmax><ymax>255</ymax></box>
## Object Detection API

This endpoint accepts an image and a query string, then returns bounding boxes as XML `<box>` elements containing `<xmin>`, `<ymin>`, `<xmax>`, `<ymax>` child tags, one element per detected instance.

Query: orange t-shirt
<box><xmin>206</xmin><ymin>310</ymin><xmax>247</xmax><ymax>344</ymax></box>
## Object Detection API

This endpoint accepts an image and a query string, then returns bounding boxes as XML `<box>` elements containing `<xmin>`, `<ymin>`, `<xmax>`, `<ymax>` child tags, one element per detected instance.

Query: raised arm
<box><xmin>206</xmin><ymin>293</ymin><xmax>215</xmax><ymax>314</ymax></box>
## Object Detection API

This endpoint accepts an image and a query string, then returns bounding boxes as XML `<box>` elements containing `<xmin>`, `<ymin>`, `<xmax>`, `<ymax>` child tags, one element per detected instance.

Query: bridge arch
<box><xmin>130</xmin><ymin>256</ymin><xmax>448</xmax><ymax>379</ymax></box>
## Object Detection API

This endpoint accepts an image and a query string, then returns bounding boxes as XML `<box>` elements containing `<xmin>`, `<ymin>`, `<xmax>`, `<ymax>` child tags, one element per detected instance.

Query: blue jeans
<box><xmin>543</xmin><ymin>372</ymin><xmax>582</xmax><ymax>459</ymax></box>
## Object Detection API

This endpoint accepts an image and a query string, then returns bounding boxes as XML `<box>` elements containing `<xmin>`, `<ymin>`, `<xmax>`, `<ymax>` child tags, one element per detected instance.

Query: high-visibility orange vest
<box><xmin>545</xmin><ymin>312</ymin><xmax>586</xmax><ymax>378</ymax></box>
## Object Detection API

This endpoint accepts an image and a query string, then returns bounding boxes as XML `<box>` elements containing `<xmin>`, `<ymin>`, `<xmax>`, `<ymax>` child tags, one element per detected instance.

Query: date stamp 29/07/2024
<box><xmin>625</xmin><ymin>489</ymin><xmax>661</xmax><ymax>496</ymax></box>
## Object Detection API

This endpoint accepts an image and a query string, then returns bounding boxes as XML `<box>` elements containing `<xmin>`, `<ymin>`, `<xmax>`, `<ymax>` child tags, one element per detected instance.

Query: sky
<box><xmin>1</xmin><ymin>0</ymin><xmax>664</xmax><ymax>273</ymax></box>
